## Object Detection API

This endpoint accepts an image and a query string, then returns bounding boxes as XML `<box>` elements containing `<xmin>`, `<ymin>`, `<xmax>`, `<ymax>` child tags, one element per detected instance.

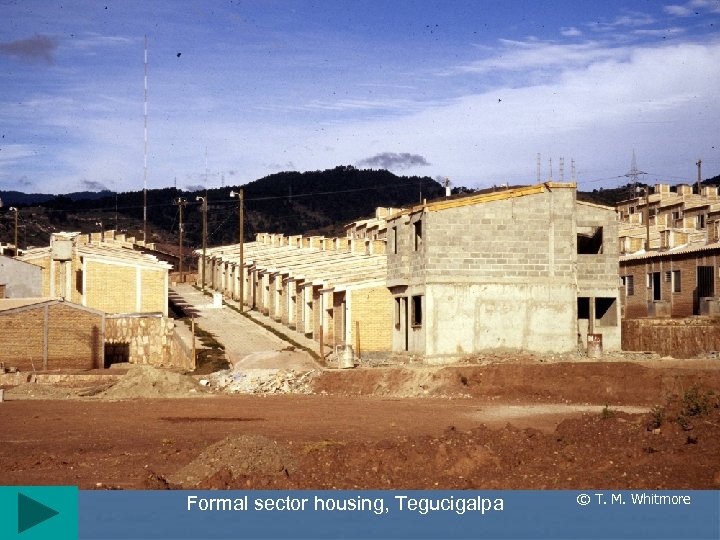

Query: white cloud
<box><xmin>664</xmin><ymin>4</ymin><xmax>694</xmax><ymax>16</ymax></box>
<box><xmin>0</xmin><ymin>144</ymin><xmax>35</xmax><ymax>163</ymax></box>
<box><xmin>633</xmin><ymin>27</ymin><xmax>686</xmax><ymax>37</ymax></box>
<box><xmin>560</xmin><ymin>27</ymin><xmax>582</xmax><ymax>37</ymax></box>
<box><xmin>453</xmin><ymin>40</ymin><xmax>629</xmax><ymax>76</ymax></box>
<box><xmin>665</xmin><ymin>0</ymin><xmax>720</xmax><ymax>16</ymax></box>
<box><xmin>587</xmin><ymin>11</ymin><xmax>657</xmax><ymax>33</ymax></box>
<box><xmin>280</xmin><ymin>39</ymin><xmax>720</xmax><ymax>188</ymax></box>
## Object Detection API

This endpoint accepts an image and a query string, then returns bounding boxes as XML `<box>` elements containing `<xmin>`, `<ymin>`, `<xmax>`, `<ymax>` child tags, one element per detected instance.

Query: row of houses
<box><xmin>200</xmin><ymin>233</ymin><xmax>393</xmax><ymax>355</ymax></box>
<box><xmin>618</xmin><ymin>183</ymin><xmax>720</xmax><ymax>319</ymax></box>
<box><xmin>198</xmin><ymin>182</ymin><xmax>623</xmax><ymax>361</ymax></box>
<box><xmin>0</xmin><ymin>231</ymin><xmax>191</xmax><ymax>371</ymax></box>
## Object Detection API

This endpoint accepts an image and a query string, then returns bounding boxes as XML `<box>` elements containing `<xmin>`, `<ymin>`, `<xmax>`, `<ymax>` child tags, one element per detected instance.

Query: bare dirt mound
<box><xmin>313</xmin><ymin>362</ymin><xmax>720</xmax><ymax>404</ymax></box>
<box><xmin>165</xmin><ymin>434</ymin><xmax>296</xmax><ymax>488</ymax></box>
<box><xmin>99</xmin><ymin>365</ymin><xmax>207</xmax><ymax>399</ymax></box>
<box><xmin>185</xmin><ymin>389</ymin><xmax>720</xmax><ymax>490</ymax></box>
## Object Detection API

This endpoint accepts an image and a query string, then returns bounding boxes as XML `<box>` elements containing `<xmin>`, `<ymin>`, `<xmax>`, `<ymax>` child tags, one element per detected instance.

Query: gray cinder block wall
<box><xmin>387</xmin><ymin>184</ymin><xmax>621</xmax><ymax>360</ymax></box>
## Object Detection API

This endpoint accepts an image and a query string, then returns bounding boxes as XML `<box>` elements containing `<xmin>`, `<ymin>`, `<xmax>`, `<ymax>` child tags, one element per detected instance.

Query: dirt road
<box><xmin>169</xmin><ymin>284</ymin><xmax>319</xmax><ymax>370</ymax></box>
<box><xmin>1</xmin><ymin>361</ymin><xmax>719</xmax><ymax>490</ymax></box>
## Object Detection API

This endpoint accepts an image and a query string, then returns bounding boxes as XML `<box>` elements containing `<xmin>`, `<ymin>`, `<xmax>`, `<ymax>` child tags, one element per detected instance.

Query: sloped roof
<box><xmin>620</xmin><ymin>241</ymin><xmax>720</xmax><ymax>262</ymax></box>
<box><xmin>201</xmin><ymin>241</ymin><xmax>386</xmax><ymax>290</ymax></box>
<box><xmin>20</xmin><ymin>240</ymin><xmax>171</xmax><ymax>270</ymax></box>
<box><xmin>0</xmin><ymin>297</ymin><xmax>54</xmax><ymax>312</ymax></box>
<box><xmin>0</xmin><ymin>297</ymin><xmax>104</xmax><ymax>316</ymax></box>
<box><xmin>388</xmin><ymin>182</ymin><xmax>578</xmax><ymax>219</ymax></box>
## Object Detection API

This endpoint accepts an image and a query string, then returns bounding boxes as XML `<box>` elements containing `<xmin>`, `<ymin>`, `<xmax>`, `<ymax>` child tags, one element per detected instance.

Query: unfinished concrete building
<box><xmin>386</xmin><ymin>182</ymin><xmax>621</xmax><ymax>360</ymax></box>
<box><xmin>197</xmin><ymin>233</ymin><xmax>392</xmax><ymax>355</ymax></box>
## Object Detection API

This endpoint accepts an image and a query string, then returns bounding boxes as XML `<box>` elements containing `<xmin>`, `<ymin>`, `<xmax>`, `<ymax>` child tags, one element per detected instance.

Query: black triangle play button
<box><xmin>17</xmin><ymin>492</ymin><xmax>59</xmax><ymax>534</ymax></box>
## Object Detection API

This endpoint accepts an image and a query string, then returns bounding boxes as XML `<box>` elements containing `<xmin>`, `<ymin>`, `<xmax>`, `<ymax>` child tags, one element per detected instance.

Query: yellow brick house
<box><xmin>20</xmin><ymin>232</ymin><xmax>171</xmax><ymax>315</ymax></box>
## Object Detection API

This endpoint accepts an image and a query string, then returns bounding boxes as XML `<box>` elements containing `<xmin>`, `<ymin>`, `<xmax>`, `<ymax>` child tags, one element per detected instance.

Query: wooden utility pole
<box><xmin>230</xmin><ymin>189</ymin><xmax>244</xmax><ymax>310</ymax></box>
<box><xmin>697</xmin><ymin>159</ymin><xmax>702</xmax><ymax>195</ymax></box>
<box><xmin>175</xmin><ymin>197</ymin><xmax>187</xmax><ymax>282</ymax></box>
<box><xmin>196</xmin><ymin>195</ymin><xmax>207</xmax><ymax>291</ymax></box>
<box><xmin>9</xmin><ymin>207</ymin><xmax>18</xmax><ymax>255</ymax></box>
<box><xmin>645</xmin><ymin>187</ymin><xmax>650</xmax><ymax>251</ymax></box>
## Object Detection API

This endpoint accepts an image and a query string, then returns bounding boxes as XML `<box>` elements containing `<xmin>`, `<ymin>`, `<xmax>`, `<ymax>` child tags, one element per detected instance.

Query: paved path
<box><xmin>169</xmin><ymin>284</ymin><xmax>321</xmax><ymax>370</ymax></box>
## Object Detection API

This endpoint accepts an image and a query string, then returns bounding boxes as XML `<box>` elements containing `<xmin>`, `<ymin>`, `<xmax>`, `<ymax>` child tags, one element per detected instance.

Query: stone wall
<box><xmin>622</xmin><ymin>318</ymin><xmax>720</xmax><ymax>358</ymax></box>
<box><xmin>105</xmin><ymin>314</ymin><xmax>194</xmax><ymax>370</ymax></box>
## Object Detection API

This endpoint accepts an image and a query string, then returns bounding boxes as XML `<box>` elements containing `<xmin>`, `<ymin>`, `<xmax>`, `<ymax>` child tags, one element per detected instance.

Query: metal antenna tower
<box><xmin>571</xmin><ymin>159</ymin><xmax>576</xmax><ymax>182</ymax></box>
<box><xmin>548</xmin><ymin>158</ymin><xmax>553</xmax><ymax>182</ymax></box>
<box><xmin>536</xmin><ymin>153</ymin><xmax>541</xmax><ymax>183</ymax></box>
<box><xmin>625</xmin><ymin>150</ymin><xmax>650</xmax><ymax>250</ymax></box>
<box><xmin>559</xmin><ymin>157</ymin><xmax>565</xmax><ymax>183</ymax></box>
<box><xmin>143</xmin><ymin>35</ymin><xmax>149</xmax><ymax>245</ymax></box>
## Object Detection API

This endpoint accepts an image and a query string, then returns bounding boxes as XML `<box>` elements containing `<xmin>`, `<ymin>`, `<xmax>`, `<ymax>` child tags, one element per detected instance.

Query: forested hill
<box><xmin>0</xmin><ymin>167</ymin><xmax>444</xmax><ymax>250</ymax></box>
<box><xmin>231</xmin><ymin>166</ymin><xmax>443</xmax><ymax>240</ymax></box>
<box><xmin>5</xmin><ymin>167</ymin><xmax>719</xmax><ymax>251</ymax></box>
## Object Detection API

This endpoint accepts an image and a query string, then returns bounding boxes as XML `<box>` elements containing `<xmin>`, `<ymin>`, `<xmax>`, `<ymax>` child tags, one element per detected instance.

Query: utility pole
<box><xmin>196</xmin><ymin>195</ymin><xmax>207</xmax><ymax>292</ymax></box>
<box><xmin>175</xmin><ymin>197</ymin><xmax>187</xmax><ymax>283</ymax></box>
<box><xmin>230</xmin><ymin>189</ymin><xmax>244</xmax><ymax>310</ymax></box>
<box><xmin>697</xmin><ymin>159</ymin><xmax>702</xmax><ymax>195</ymax></box>
<box><xmin>9</xmin><ymin>207</ymin><xmax>18</xmax><ymax>255</ymax></box>
<box><xmin>645</xmin><ymin>187</ymin><xmax>650</xmax><ymax>251</ymax></box>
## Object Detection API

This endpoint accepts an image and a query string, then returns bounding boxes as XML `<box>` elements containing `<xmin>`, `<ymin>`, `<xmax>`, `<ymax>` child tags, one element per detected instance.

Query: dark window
<box><xmin>75</xmin><ymin>269</ymin><xmax>83</xmax><ymax>295</ymax></box>
<box><xmin>577</xmin><ymin>297</ymin><xmax>590</xmax><ymax>319</ymax></box>
<box><xmin>394</xmin><ymin>297</ymin><xmax>401</xmax><ymax>327</ymax></box>
<box><xmin>649</xmin><ymin>272</ymin><xmax>661</xmax><ymax>301</ymax></box>
<box><xmin>414</xmin><ymin>220</ymin><xmax>422</xmax><ymax>251</ymax></box>
<box><xmin>411</xmin><ymin>295</ymin><xmax>422</xmax><ymax>326</ymax></box>
<box><xmin>392</xmin><ymin>226</ymin><xmax>398</xmax><ymax>254</ymax></box>
<box><xmin>595</xmin><ymin>297</ymin><xmax>617</xmax><ymax>327</ymax></box>
<box><xmin>577</xmin><ymin>226</ymin><xmax>603</xmax><ymax>254</ymax></box>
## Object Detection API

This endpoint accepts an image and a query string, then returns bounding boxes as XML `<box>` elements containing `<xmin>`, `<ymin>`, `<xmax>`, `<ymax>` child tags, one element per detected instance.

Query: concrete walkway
<box><xmin>169</xmin><ymin>284</ymin><xmax>321</xmax><ymax>370</ymax></box>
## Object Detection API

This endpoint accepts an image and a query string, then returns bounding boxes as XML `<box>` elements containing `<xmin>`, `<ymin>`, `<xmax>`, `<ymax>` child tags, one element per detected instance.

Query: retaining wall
<box><xmin>622</xmin><ymin>318</ymin><xmax>720</xmax><ymax>358</ymax></box>
<box><xmin>105</xmin><ymin>314</ymin><xmax>194</xmax><ymax>370</ymax></box>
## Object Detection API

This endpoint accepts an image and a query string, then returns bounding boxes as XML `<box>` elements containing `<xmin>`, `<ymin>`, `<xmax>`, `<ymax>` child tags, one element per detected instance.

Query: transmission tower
<box><xmin>625</xmin><ymin>150</ymin><xmax>646</xmax><ymax>186</ymax></box>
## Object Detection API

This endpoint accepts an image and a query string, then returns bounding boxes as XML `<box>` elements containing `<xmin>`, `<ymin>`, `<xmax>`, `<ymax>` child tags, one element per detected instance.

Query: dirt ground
<box><xmin>1</xmin><ymin>359</ymin><xmax>720</xmax><ymax>490</ymax></box>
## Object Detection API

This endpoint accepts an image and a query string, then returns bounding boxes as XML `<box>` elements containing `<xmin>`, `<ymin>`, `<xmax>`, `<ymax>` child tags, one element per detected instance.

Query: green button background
<box><xmin>0</xmin><ymin>486</ymin><xmax>78</xmax><ymax>540</ymax></box>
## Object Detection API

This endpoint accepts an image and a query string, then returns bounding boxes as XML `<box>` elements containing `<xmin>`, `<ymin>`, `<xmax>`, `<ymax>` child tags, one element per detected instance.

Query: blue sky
<box><xmin>1</xmin><ymin>0</ymin><xmax>719</xmax><ymax>195</ymax></box>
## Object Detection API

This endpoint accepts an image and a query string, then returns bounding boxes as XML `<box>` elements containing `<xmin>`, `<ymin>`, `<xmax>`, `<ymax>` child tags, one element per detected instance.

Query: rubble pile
<box><xmin>206</xmin><ymin>368</ymin><xmax>316</xmax><ymax>394</ymax></box>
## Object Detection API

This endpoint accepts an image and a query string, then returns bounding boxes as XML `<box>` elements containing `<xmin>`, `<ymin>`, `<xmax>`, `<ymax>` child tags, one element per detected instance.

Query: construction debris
<box><xmin>206</xmin><ymin>367</ymin><xmax>317</xmax><ymax>394</ymax></box>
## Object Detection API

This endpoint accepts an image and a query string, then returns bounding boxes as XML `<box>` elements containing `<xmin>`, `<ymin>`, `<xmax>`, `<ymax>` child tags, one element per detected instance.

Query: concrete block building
<box><xmin>386</xmin><ymin>183</ymin><xmax>621</xmax><ymax>360</ymax></box>
<box><xmin>19</xmin><ymin>232</ymin><xmax>171</xmax><ymax>315</ymax></box>
<box><xmin>197</xmin><ymin>232</ymin><xmax>393</xmax><ymax>355</ymax></box>
<box><xmin>0</xmin><ymin>255</ymin><xmax>42</xmax><ymax>298</ymax></box>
